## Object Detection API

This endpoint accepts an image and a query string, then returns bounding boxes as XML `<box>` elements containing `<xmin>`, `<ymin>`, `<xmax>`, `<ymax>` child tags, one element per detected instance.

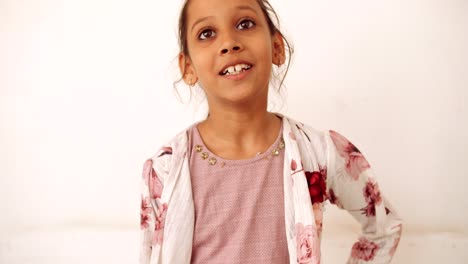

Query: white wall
<box><xmin>1</xmin><ymin>0</ymin><xmax>467</xmax><ymax>239</ymax></box>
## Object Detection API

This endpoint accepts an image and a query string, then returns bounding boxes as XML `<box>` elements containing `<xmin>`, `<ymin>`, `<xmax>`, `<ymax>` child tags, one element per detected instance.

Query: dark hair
<box><xmin>176</xmin><ymin>0</ymin><xmax>293</xmax><ymax>95</ymax></box>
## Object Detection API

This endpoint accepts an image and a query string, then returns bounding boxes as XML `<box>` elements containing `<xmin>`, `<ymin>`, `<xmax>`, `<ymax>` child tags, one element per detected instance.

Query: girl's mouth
<box><xmin>219</xmin><ymin>63</ymin><xmax>253</xmax><ymax>76</ymax></box>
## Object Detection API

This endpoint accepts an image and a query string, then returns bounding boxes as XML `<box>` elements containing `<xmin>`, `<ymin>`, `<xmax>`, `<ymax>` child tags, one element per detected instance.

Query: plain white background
<box><xmin>1</xmin><ymin>0</ymin><xmax>467</xmax><ymax>262</ymax></box>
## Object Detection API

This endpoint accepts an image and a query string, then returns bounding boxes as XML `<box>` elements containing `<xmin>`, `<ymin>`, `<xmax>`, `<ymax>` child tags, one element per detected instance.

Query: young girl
<box><xmin>140</xmin><ymin>0</ymin><xmax>403</xmax><ymax>263</ymax></box>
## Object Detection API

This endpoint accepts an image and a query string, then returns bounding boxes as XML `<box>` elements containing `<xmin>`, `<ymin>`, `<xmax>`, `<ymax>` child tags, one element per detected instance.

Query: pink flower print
<box><xmin>389</xmin><ymin>236</ymin><xmax>400</xmax><ymax>257</ymax></box>
<box><xmin>389</xmin><ymin>224</ymin><xmax>403</xmax><ymax>256</ymax></box>
<box><xmin>319</xmin><ymin>166</ymin><xmax>327</xmax><ymax>181</ymax></box>
<box><xmin>351</xmin><ymin>237</ymin><xmax>380</xmax><ymax>261</ymax></box>
<box><xmin>141</xmin><ymin>213</ymin><xmax>150</xmax><ymax>230</ymax></box>
<box><xmin>305</xmin><ymin>171</ymin><xmax>327</xmax><ymax>204</ymax></box>
<box><xmin>142</xmin><ymin>159</ymin><xmax>163</xmax><ymax>199</ymax></box>
<box><xmin>327</xmin><ymin>188</ymin><xmax>337</xmax><ymax>203</ymax></box>
<box><xmin>157</xmin><ymin>146</ymin><xmax>173</xmax><ymax>157</ymax></box>
<box><xmin>140</xmin><ymin>196</ymin><xmax>152</xmax><ymax>230</ymax></box>
<box><xmin>364</xmin><ymin>180</ymin><xmax>382</xmax><ymax>205</ymax></box>
<box><xmin>289</xmin><ymin>131</ymin><xmax>297</xmax><ymax>140</ymax></box>
<box><xmin>360</xmin><ymin>180</ymin><xmax>382</xmax><ymax>217</ymax></box>
<box><xmin>329</xmin><ymin>130</ymin><xmax>370</xmax><ymax>180</ymax></box>
<box><xmin>142</xmin><ymin>159</ymin><xmax>153</xmax><ymax>185</ymax></box>
<box><xmin>295</xmin><ymin>223</ymin><xmax>320</xmax><ymax>264</ymax></box>
<box><xmin>153</xmin><ymin>203</ymin><xmax>168</xmax><ymax>246</ymax></box>
<box><xmin>327</xmin><ymin>188</ymin><xmax>343</xmax><ymax>209</ymax></box>
<box><xmin>149</xmin><ymin>169</ymin><xmax>163</xmax><ymax>199</ymax></box>
<box><xmin>291</xmin><ymin>159</ymin><xmax>298</xmax><ymax>171</ymax></box>
<box><xmin>361</xmin><ymin>206</ymin><xmax>376</xmax><ymax>218</ymax></box>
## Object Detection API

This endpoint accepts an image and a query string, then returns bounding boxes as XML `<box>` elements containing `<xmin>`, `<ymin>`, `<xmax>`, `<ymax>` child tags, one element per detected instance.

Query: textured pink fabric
<box><xmin>189</xmin><ymin>125</ymin><xmax>289</xmax><ymax>264</ymax></box>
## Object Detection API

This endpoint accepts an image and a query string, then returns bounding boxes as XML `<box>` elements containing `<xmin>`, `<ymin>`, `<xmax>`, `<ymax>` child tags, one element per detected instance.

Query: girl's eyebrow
<box><xmin>191</xmin><ymin>16</ymin><xmax>214</xmax><ymax>33</ymax></box>
<box><xmin>190</xmin><ymin>5</ymin><xmax>258</xmax><ymax>33</ymax></box>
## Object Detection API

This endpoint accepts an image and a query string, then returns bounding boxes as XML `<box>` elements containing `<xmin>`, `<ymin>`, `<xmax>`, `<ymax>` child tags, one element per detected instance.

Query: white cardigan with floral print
<box><xmin>139</xmin><ymin>115</ymin><xmax>403</xmax><ymax>264</ymax></box>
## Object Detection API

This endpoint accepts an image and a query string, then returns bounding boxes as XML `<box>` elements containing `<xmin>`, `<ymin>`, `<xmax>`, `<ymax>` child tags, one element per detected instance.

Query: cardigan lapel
<box><xmin>281</xmin><ymin>117</ymin><xmax>299</xmax><ymax>263</ymax></box>
<box><xmin>282</xmin><ymin>116</ymin><xmax>321</xmax><ymax>264</ymax></box>
<box><xmin>160</xmin><ymin>132</ymin><xmax>195</xmax><ymax>263</ymax></box>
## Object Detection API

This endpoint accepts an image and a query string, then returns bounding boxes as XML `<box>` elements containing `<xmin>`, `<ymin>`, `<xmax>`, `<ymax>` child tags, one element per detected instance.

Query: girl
<box><xmin>140</xmin><ymin>0</ymin><xmax>403</xmax><ymax>263</ymax></box>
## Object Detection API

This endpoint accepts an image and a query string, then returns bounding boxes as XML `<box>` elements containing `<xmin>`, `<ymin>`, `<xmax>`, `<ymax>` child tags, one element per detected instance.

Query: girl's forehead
<box><xmin>186</xmin><ymin>0</ymin><xmax>261</xmax><ymax>21</ymax></box>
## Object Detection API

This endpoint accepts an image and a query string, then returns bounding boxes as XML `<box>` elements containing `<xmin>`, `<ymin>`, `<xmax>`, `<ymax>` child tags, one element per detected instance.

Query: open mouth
<box><xmin>219</xmin><ymin>63</ymin><xmax>253</xmax><ymax>76</ymax></box>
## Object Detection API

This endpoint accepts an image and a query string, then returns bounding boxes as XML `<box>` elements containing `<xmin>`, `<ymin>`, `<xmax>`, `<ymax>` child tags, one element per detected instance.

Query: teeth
<box><xmin>223</xmin><ymin>64</ymin><xmax>251</xmax><ymax>75</ymax></box>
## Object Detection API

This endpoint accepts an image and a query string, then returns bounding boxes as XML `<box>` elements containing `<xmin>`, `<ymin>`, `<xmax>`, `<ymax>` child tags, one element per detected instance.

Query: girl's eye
<box><xmin>198</xmin><ymin>29</ymin><xmax>216</xmax><ymax>40</ymax></box>
<box><xmin>237</xmin><ymin>19</ymin><xmax>255</xmax><ymax>30</ymax></box>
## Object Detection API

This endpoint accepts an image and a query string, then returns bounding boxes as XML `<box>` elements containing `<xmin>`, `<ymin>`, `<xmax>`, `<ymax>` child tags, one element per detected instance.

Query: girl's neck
<box><xmin>197</xmin><ymin>110</ymin><xmax>282</xmax><ymax>160</ymax></box>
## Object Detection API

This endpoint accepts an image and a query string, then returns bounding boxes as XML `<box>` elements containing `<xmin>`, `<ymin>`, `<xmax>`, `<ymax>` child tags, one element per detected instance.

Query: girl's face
<box><xmin>179</xmin><ymin>0</ymin><xmax>285</xmax><ymax>108</ymax></box>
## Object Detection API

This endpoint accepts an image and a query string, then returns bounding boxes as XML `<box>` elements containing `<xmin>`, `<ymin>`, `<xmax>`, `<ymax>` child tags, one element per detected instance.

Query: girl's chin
<box><xmin>210</xmin><ymin>88</ymin><xmax>268</xmax><ymax>106</ymax></box>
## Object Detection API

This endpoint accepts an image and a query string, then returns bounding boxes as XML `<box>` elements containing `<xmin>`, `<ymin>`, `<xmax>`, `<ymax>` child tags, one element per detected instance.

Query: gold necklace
<box><xmin>195</xmin><ymin>138</ymin><xmax>285</xmax><ymax>168</ymax></box>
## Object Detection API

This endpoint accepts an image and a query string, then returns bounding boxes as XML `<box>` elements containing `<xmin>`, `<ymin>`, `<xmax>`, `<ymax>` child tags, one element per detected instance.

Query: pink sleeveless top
<box><xmin>188</xmin><ymin>124</ymin><xmax>289</xmax><ymax>263</ymax></box>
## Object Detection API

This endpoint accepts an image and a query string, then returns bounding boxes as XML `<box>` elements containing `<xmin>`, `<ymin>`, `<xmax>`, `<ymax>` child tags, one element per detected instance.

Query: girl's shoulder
<box><xmin>145</xmin><ymin>122</ymin><xmax>196</xmax><ymax>175</ymax></box>
<box><xmin>282</xmin><ymin>115</ymin><xmax>329</xmax><ymax>143</ymax></box>
<box><xmin>157</xmin><ymin>124</ymin><xmax>193</xmax><ymax>152</ymax></box>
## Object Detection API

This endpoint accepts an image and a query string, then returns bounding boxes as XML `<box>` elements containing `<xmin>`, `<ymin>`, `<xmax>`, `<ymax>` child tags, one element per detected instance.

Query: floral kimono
<box><xmin>140</xmin><ymin>115</ymin><xmax>403</xmax><ymax>264</ymax></box>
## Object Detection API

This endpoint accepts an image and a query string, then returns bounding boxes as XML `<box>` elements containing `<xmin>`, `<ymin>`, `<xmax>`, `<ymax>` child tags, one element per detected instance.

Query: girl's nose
<box><xmin>219</xmin><ymin>31</ymin><xmax>243</xmax><ymax>55</ymax></box>
<box><xmin>221</xmin><ymin>45</ymin><xmax>241</xmax><ymax>55</ymax></box>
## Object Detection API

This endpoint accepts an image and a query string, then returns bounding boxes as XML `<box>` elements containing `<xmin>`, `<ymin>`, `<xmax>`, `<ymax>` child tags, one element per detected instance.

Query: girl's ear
<box><xmin>178</xmin><ymin>52</ymin><xmax>198</xmax><ymax>86</ymax></box>
<box><xmin>272</xmin><ymin>31</ymin><xmax>286</xmax><ymax>66</ymax></box>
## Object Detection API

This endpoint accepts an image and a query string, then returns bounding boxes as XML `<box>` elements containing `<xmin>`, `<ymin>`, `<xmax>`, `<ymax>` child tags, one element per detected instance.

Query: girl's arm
<box><xmin>325</xmin><ymin>130</ymin><xmax>403</xmax><ymax>264</ymax></box>
<box><xmin>139</xmin><ymin>156</ymin><xmax>167</xmax><ymax>264</ymax></box>
<box><xmin>139</xmin><ymin>159</ymin><xmax>157</xmax><ymax>264</ymax></box>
